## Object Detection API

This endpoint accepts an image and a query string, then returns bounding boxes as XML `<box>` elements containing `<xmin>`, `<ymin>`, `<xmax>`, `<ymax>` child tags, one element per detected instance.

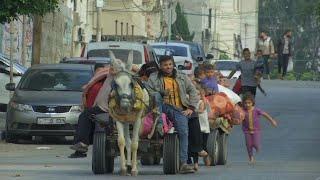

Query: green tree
<box><xmin>0</xmin><ymin>0</ymin><xmax>59</xmax><ymax>23</ymax></box>
<box><xmin>259</xmin><ymin>0</ymin><xmax>320</xmax><ymax>74</ymax></box>
<box><xmin>219</xmin><ymin>53</ymin><xmax>231</xmax><ymax>60</ymax></box>
<box><xmin>171</xmin><ymin>2</ymin><xmax>195</xmax><ymax>41</ymax></box>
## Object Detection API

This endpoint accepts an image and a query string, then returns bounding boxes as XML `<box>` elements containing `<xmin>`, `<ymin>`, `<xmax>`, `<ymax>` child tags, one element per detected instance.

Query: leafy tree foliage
<box><xmin>0</xmin><ymin>0</ymin><xmax>59</xmax><ymax>23</ymax></box>
<box><xmin>171</xmin><ymin>2</ymin><xmax>195</xmax><ymax>41</ymax></box>
<box><xmin>259</xmin><ymin>0</ymin><xmax>320</xmax><ymax>73</ymax></box>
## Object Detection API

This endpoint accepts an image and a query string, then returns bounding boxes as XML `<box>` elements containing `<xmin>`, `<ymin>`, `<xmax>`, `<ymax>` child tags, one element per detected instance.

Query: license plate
<box><xmin>37</xmin><ymin>117</ymin><xmax>66</xmax><ymax>125</ymax></box>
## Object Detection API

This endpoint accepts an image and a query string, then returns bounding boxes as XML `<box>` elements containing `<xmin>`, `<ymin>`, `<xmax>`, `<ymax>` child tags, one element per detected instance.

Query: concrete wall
<box><xmin>0</xmin><ymin>18</ymin><xmax>33</xmax><ymax>66</ymax></box>
<box><xmin>40</xmin><ymin>5</ymin><xmax>73</xmax><ymax>64</ymax></box>
<box><xmin>240</xmin><ymin>0</ymin><xmax>258</xmax><ymax>53</ymax></box>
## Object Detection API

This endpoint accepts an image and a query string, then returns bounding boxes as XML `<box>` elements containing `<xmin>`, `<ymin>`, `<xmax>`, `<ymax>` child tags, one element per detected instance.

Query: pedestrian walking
<box><xmin>256</xmin><ymin>31</ymin><xmax>275</xmax><ymax>79</ymax></box>
<box><xmin>241</xmin><ymin>94</ymin><xmax>278</xmax><ymax>164</ymax></box>
<box><xmin>277</xmin><ymin>30</ymin><xmax>293</xmax><ymax>79</ymax></box>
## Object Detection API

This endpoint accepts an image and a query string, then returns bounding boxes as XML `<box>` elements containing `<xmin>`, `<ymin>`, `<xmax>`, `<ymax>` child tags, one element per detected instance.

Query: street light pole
<box><xmin>168</xmin><ymin>0</ymin><xmax>172</xmax><ymax>40</ymax></box>
<box><xmin>9</xmin><ymin>20</ymin><xmax>14</xmax><ymax>84</ymax></box>
<box><xmin>96</xmin><ymin>0</ymin><xmax>103</xmax><ymax>42</ymax></box>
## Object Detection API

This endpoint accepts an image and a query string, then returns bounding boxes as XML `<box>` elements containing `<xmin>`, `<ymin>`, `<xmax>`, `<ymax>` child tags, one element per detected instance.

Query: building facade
<box><xmin>88</xmin><ymin>0</ymin><xmax>162</xmax><ymax>42</ymax></box>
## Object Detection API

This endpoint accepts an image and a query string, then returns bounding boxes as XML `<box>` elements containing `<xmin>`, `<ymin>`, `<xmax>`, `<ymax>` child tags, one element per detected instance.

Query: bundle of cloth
<box><xmin>206</xmin><ymin>84</ymin><xmax>245</xmax><ymax>129</ymax></box>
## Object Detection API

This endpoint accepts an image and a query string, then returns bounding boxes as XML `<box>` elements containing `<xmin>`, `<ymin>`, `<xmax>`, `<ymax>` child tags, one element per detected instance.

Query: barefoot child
<box><xmin>242</xmin><ymin>94</ymin><xmax>278</xmax><ymax>164</ymax></box>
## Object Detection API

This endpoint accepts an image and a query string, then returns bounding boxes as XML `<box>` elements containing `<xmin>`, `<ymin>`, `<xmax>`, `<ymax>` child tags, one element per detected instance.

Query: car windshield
<box><xmin>189</xmin><ymin>44</ymin><xmax>201</xmax><ymax>56</ymax></box>
<box><xmin>215</xmin><ymin>61</ymin><xmax>238</xmax><ymax>70</ymax></box>
<box><xmin>19</xmin><ymin>69</ymin><xmax>92</xmax><ymax>91</ymax></box>
<box><xmin>87</xmin><ymin>49</ymin><xmax>142</xmax><ymax>64</ymax></box>
<box><xmin>152</xmin><ymin>45</ymin><xmax>188</xmax><ymax>57</ymax></box>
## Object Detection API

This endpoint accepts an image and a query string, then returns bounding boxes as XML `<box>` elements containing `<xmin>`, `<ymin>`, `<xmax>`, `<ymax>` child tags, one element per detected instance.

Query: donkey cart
<box><xmin>91</xmin><ymin>113</ymin><xmax>181</xmax><ymax>175</ymax></box>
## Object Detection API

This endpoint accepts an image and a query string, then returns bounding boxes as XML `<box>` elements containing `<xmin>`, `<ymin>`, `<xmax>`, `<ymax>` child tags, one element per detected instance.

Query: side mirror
<box><xmin>206</xmin><ymin>54</ymin><xmax>214</xmax><ymax>60</ymax></box>
<box><xmin>5</xmin><ymin>83</ymin><xmax>16</xmax><ymax>91</ymax></box>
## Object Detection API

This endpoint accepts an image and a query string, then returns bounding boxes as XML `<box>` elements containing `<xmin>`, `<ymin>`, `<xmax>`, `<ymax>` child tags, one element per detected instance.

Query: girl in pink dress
<box><xmin>242</xmin><ymin>94</ymin><xmax>278</xmax><ymax>164</ymax></box>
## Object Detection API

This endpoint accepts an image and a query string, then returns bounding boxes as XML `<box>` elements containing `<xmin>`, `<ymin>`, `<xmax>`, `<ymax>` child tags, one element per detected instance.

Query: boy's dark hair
<box><xmin>138</xmin><ymin>61</ymin><xmax>159</xmax><ymax>77</ymax></box>
<box><xmin>94</xmin><ymin>63</ymin><xmax>108</xmax><ymax>71</ymax></box>
<box><xmin>284</xmin><ymin>29</ymin><xmax>291</xmax><ymax>35</ymax></box>
<box><xmin>158</xmin><ymin>55</ymin><xmax>174</xmax><ymax>65</ymax></box>
<box><xmin>256</xmin><ymin>49</ymin><xmax>262</xmax><ymax>53</ymax></box>
<box><xmin>242</xmin><ymin>93</ymin><xmax>255</xmax><ymax>105</ymax></box>
<box><xmin>204</xmin><ymin>64</ymin><xmax>215</xmax><ymax>71</ymax></box>
<box><xmin>243</xmin><ymin>48</ymin><xmax>251</xmax><ymax>54</ymax></box>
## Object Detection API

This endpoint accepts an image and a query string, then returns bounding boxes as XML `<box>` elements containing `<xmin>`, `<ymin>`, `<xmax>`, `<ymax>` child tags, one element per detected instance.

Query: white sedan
<box><xmin>214</xmin><ymin>59</ymin><xmax>241</xmax><ymax>79</ymax></box>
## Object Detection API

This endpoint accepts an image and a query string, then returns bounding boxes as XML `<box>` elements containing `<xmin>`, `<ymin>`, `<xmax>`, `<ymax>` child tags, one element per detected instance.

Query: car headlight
<box><xmin>70</xmin><ymin>105</ymin><xmax>83</xmax><ymax>113</ymax></box>
<box><xmin>10</xmin><ymin>102</ymin><xmax>33</xmax><ymax>112</ymax></box>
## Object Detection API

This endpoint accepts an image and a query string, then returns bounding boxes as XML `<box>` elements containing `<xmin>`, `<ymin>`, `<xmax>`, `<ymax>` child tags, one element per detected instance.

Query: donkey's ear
<box><xmin>126</xmin><ymin>50</ymin><xmax>133</xmax><ymax>71</ymax></box>
<box><xmin>109</xmin><ymin>50</ymin><xmax>117</xmax><ymax>62</ymax></box>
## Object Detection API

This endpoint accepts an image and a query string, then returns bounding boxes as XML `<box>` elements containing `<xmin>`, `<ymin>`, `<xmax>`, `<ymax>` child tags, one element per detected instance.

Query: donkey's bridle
<box><xmin>112</xmin><ymin>71</ymin><xmax>137</xmax><ymax>105</ymax></box>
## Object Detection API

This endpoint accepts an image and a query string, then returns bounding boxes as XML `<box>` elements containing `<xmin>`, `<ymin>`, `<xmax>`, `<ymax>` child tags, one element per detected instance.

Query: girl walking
<box><xmin>242</xmin><ymin>94</ymin><xmax>278</xmax><ymax>164</ymax></box>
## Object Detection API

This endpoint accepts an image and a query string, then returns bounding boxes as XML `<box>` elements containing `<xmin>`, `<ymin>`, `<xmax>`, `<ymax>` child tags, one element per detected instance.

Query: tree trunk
<box><xmin>32</xmin><ymin>15</ymin><xmax>43</xmax><ymax>65</ymax></box>
<box><xmin>21</xmin><ymin>15</ymin><xmax>27</xmax><ymax>66</ymax></box>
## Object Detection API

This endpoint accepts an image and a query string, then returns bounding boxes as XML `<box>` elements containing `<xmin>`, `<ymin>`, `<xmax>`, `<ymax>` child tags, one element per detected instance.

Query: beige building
<box><xmin>179</xmin><ymin>0</ymin><xmax>258</xmax><ymax>59</ymax></box>
<box><xmin>88</xmin><ymin>0</ymin><xmax>162</xmax><ymax>42</ymax></box>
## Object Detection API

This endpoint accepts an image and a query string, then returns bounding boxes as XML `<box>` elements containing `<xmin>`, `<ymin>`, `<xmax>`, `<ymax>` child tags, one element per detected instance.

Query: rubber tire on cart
<box><xmin>163</xmin><ymin>133</ymin><xmax>180</xmax><ymax>174</ymax></box>
<box><xmin>217</xmin><ymin>131</ymin><xmax>228</xmax><ymax>165</ymax></box>
<box><xmin>206</xmin><ymin>129</ymin><xmax>219</xmax><ymax>166</ymax></box>
<box><xmin>92</xmin><ymin>132</ymin><xmax>114</xmax><ymax>174</ymax></box>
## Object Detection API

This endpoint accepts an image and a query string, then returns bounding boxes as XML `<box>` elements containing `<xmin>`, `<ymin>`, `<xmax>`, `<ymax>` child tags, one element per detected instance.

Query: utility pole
<box><xmin>96</xmin><ymin>0</ymin><xmax>103</xmax><ymax>42</ymax></box>
<box><xmin>167</xmin><ymin>0</ymin><xmax>173</xmax><ymax>40</ymax></box>
<box><xmin>9</xmin><ymin>20</ymin><xmax>14</xmax><ymax>84</ymax></box>
<box><xmin>21</xmin><ymin>15</ymin><xmax>27</xmax><ymax>66</ymax></box>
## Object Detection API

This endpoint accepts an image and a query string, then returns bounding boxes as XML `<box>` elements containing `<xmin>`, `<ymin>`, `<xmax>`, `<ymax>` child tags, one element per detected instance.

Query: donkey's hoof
<box><xmin>120</xmin><ymin>169</ymin><xmax>127</xmax><ymax>176</ymax></box>
<box><xmin>131</xmin><ymin>170</ymin><xmax>138</xmax><ymax>176</ymax></box>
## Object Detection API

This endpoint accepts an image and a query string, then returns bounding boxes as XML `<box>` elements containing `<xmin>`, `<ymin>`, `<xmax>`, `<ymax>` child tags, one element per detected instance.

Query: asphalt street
<box><xmin>0</xmin><ymin>80</ymin><xmax>320</xmax><ymax>180</ymax></box>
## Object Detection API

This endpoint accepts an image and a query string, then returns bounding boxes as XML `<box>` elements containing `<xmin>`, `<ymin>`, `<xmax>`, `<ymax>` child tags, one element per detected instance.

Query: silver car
<box><xmin>5</xmin><ymin>64</ymin><xmax>93</xmax><ymax>142</ymax></box>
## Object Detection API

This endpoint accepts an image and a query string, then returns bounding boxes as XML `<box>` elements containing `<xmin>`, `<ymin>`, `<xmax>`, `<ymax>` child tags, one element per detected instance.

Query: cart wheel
<box><xmin>92</xmin><ymin>132</ymin><xmax>108</xmax><ymax>174</ymax></box>
<box><xmin>105</xmin><ymin>155</ymin><xmax>114</xmax><ymax>174</ymax></box>
<box><xmin>163</xmin><ymin>133</ymin><xmax>179</xmax><ymax>174</ymax></box>
<box><xmin>206</xmin><ymin>129</ymin><xmax>219</xmax><ymax>166</ymax></box>
<box><xmin>140</xmin><ymin>155</ymin><xmax>154</xmax><ymax>165</ymax></box>
<box><xmin>217</xmin><ymin>131</ymin><xmax>228</xmax><ymax>165</ymax></box>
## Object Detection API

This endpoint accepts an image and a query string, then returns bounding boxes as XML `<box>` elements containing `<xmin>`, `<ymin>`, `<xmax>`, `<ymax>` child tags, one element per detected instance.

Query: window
<box><xmin>152</xmin><ymin>45</ymin><xmax>188</xmax><ymax>57</ymax></box>
<box><xmin>20</xmin><ymin>69</ymin><xmax>92</xmax><ymax>91</ymax></box>
<box><xmin>87</xmin><ymin>49</ymin><xmax>142</xmax><ymax>64</ymax></box>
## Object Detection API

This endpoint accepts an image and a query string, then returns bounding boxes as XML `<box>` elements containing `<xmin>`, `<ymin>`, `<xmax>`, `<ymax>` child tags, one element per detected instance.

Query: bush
<box><xmin>300</xmin><ymin>72</ymin><xmax>315</xmax><ymax>81</ymax></box>
<box><xmin>284</xmin><ymin>72</ymin><xmax>296</xmax><ymax>80</ymax></box>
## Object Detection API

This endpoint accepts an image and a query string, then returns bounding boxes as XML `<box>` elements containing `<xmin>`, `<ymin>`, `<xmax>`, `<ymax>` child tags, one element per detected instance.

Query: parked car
<box><xmin>214</xmin><ymin>59</ymin><xmax>241</xmax><ymax>79</ymax></box>
<box><xmin>150</xmin><ymin>42</ymin><xmax>196</xmax><ymax>75</ymax></box>
<box><xmin>5</xmin><ymin>64</ymin><xmax>93</xmax><ymax>142</ymax></box>
<box><xmin>60</xmin><ymin>57</ymin><xmax>111</xmax><ymax>65</ymax></box>
<box><xmin>0</xmin><ymin>53</ymin><xmax>27</xmax><ymax>112</ymax></box>
<box><xmin>172</xmin><ymin>41</ymin><xmax>214</xmax><ymax>62</ymax></box>
<box><xmin>83</xmin><ymin>41</ymin><xmax>158</xmax><ymax>67</ymax></box>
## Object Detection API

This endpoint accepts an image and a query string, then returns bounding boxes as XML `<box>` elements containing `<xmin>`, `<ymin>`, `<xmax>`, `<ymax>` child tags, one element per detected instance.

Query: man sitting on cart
<box><xmin>147</xmin><ymin>55</ymin><xmax>200</xmax><ymax>174</ymax></box>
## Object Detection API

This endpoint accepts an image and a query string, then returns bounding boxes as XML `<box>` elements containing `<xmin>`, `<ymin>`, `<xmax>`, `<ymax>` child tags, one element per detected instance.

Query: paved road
<box><xmin>0</xmin><ymin>80</ymin><xmax>320</xmax><ymax>180</ymax></box>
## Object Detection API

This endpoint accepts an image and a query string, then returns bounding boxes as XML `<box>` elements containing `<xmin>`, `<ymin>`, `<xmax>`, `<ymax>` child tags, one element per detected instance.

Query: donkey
<box><xmin>108</xmin><ymin>50</ymin><xmax>149</xmax><ymax>176</ymax></box>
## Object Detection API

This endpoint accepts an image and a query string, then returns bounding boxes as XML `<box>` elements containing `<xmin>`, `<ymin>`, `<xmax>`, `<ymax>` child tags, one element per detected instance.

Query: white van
<box><xmin>150</xmin><ymin>42</ymin><xmax>196</xmax><ymax>75</ymax></box>
<box><xmin>83</xmin><ymin>41</ymin><xmax>158</xmax><ymax>67</ymax></box>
